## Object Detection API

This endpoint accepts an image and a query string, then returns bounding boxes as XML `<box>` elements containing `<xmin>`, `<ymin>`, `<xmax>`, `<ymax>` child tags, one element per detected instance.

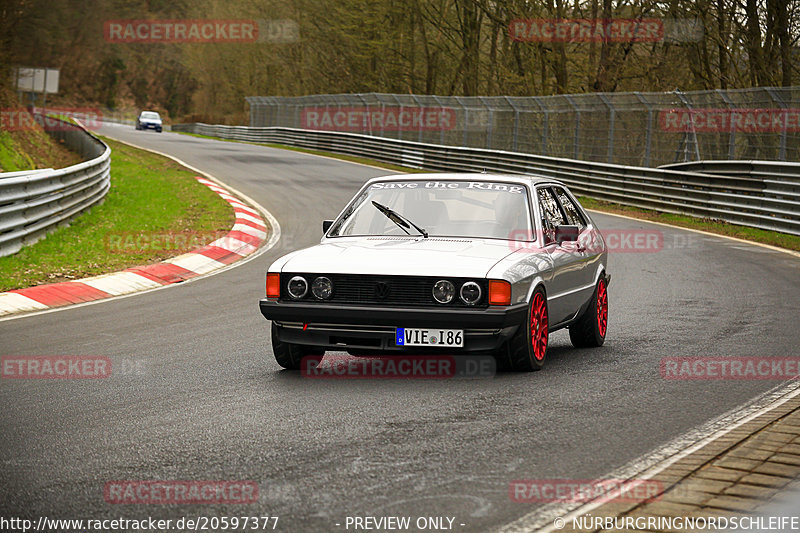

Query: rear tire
<box><xmin>271</xmin><ymin>323</ymin><xmax>323</xmax><ymax>370</ymax></box>
<box><xmin>495</xmin><ymin>287</ymin><xmax>549</xmax><ymax>372</ymax></box>
<box><xmin>569</xmin><ymin>276</ymin><xmax>608</xmax><ymax>348</ymax></box>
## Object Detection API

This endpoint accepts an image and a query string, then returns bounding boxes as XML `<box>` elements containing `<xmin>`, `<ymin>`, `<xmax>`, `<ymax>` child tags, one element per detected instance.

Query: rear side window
<box><xmin>537</xmin><ymin>187</ymin><xmax>566</xmax><ymax>244</ymax></box>
<box><xmin>554</xmin><ymin>187</ymin><xmax>586</xmax><ymax>228</ymax></box>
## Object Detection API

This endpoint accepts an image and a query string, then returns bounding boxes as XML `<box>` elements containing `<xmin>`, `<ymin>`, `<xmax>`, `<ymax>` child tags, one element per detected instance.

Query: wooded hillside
<box><xmin>2</xmin><ymin>0</ymin><xmax>797</xmax><ymax>123</ymax></box>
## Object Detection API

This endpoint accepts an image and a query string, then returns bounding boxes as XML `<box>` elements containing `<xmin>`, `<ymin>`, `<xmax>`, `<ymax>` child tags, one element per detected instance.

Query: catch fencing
<box><xmin>246</xmin><ymin>87</ymin><xmax>800</xmax><ymax>168</ymax></box>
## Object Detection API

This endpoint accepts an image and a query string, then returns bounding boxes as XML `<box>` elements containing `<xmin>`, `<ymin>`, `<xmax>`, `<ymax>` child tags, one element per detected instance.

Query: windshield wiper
<box><xmin>371</xmin><ymin>201</ymin><xmax>428</xmax><ymax>238</ymax></box>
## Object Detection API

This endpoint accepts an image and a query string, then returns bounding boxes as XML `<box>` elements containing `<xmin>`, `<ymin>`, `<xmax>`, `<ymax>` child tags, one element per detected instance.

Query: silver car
<box><xmin>259</xmin><ymin>173</ymin><xmax>610</xmax><ymax>371</ymax></box>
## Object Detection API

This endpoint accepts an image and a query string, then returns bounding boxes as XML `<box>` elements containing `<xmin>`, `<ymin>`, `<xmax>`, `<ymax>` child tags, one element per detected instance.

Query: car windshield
<box><xmin>141</xmin><ymin>112</ymin><xmax>160</xmax><ymax>120</ymax></box>
<box><xmin>328</xmin><ymin>180</ymin><xmax>533</xmax><ymax>240</ymax></box>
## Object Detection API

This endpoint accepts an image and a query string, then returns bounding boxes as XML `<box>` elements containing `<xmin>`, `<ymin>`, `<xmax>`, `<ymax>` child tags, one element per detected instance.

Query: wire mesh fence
<box><xmin>246</xmin><ymin>87</ymin><xmax>800</xmax><ymax>167</ymax></box>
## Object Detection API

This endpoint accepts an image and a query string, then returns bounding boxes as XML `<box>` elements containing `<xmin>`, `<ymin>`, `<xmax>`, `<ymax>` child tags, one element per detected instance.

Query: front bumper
<box><xmin>260</xmin><ymin>300</ymin><xmax>527</xmax><ymax>352</ymax></box>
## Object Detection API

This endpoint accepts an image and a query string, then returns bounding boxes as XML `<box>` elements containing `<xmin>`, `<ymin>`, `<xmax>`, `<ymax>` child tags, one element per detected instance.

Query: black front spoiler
<box><xmin>259</xmin><ymin>300</ymin><xmax>527</xmax><ymax>352</ymax></box>
<box><xmin>259</xmin><ymin>300</ymin><xmax>527</xmax><ymax>329</ymax></box>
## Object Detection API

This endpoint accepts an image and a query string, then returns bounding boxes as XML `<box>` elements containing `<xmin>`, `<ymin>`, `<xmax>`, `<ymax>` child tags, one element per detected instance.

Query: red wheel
<box><xmin>596</xmin><ymin>278</ymin><xmax>608</xmax><ymax>338</ymax></box>
<box><xmin>494</xmin><ymin>286</ymin><xmax>549</xmax><ymax>371</ymax></box>
<box><xmin>530</xmin><ymin>291</ymin><xmax>549</xmax><ymax>361</ymax></box>
<box><xmin>569</xmin><ymin>275</ymin><xmax>608</xmax><ymax>348</ymax></box>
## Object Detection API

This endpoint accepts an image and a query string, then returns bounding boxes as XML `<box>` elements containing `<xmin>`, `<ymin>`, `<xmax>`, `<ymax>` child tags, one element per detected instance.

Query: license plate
<box><xmin>395</xmin><ymin>328</ymin><xmax>464</xmax><ymax>347</ymax></box>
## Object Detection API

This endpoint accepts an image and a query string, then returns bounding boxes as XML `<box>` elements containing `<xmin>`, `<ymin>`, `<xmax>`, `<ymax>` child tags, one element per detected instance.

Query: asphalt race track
<box><xmin>2</xmin><ymin>124</ymin><xmax>799</xmax><ymax>532</ymax></box>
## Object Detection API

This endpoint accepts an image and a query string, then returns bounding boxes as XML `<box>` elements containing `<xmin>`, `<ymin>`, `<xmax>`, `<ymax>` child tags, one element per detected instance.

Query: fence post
<box><xmin>454</xmin><ymin>96</ymin><xmax>469</xmax><ymax>147</ymax></box>
<box><xmin>598</xmin><ymin>93</ymin><xmax>615</xmax><ymax>163</ymax></box>
<box><xmin>356</xmin><ymin>93</ymin><xmax>370</xmax><ymax>136</ymax></box>
<box><xmin>765</xmin><ymin>87</ymin><xmax>788</xmax><ymax>161</ymax></box>
<box><xmin>674</xmin><ymin>90</ymin><xmax>701</xmax><ymax>162</ymax></box>
<box><xmin>532</xmin><ymin>96</ymin><xmax>549</xmax><ymax>156</ymax></box>
<box><xmin>411</xmin><ymin>94</ymin><xmax>424</xmax><ymax>142</ymax></box>
<box><xmin>634</xmin><ymin>92</ymin><xmax>654</xmax><ymax>167</ymax></box>
<box><xmin>564</xmin><ymin>94</ymin><xmax>580</xmax><ymax>160</ymax></box>
<box><xmin>480</xmin><ymin>96</ymin><xmax>493</xmax><ymax>149</ymax></box>
<box><xmin>716</xmin><ymin>89</ymin><xmax>736</xmax><ymax>160</ymax></box>
<box><xmin>431</xmin><ymin>94</ymin><xmax>446</xmax><ymax>145</ymax></box>
<box><xmin>505</xmin><ymin>96</ymin><xmax>520</xmax><ymax>152</ymax></box>
<box><xmin>391</xmin><ymin>94</ymin><xmax>403</xmax><ymax>140</ymax></box>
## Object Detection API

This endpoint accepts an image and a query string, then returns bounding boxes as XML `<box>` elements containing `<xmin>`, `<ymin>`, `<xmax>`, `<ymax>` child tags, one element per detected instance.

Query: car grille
<box><xmin>279</xmin><ymin>273</ymin><xmax>489</xmax><ymax>308</ymax></box>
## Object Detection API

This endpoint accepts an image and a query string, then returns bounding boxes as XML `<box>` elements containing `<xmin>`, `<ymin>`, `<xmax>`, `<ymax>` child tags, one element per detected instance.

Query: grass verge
<box><xmin>176</xmin><ymin>129</ymin><xmax>799</xmax><ymax>253</ymax></box>
<box><xmin>0</xmin><ymin>137</ymin><xmax>235</xmax><ymax>291</ymax></box>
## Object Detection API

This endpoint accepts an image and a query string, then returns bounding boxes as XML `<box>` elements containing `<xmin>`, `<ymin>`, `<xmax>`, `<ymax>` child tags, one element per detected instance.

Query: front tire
<box><xmin>271</xmin><ymin>323</ymin><xmax>323</xmax><ymax>370</ymax></box>
<box><xmin>569</xmin><ymin>276</ymin><xmax>608</xmax><ymax>348</ymax></box>
<box><xmin>495</xmin><ymin>287</ymin><xmax>549</xmax><ymax>372</ymax></box>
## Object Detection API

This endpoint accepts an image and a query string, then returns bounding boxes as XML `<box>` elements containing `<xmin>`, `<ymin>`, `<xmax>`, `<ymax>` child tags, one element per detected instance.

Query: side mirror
<box><xmin>554</xmin><ymin>224</ymin><xmax>579</xmax><ymax>244</ymax></box>
<box><xmin>322</xmin><ymin>220</ymin><xmax>334</xmax><ymax>234</ymax></box>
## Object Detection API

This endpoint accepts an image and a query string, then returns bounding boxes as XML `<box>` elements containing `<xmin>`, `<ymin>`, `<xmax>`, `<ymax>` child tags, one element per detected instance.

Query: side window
<box><xmin>554</xmin><ymin>187</ymin><xmax>586</xmax><ymax>228</ymax></box>
<box><xmin>537</xmin><ymin>187</ymin><xmax>566</xmax><ymax>244</ymax></box>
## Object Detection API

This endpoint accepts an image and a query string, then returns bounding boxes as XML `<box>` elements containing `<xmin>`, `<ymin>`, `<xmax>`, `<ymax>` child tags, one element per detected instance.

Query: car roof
<box><xmin>365</xmin><ymin>172</ymin><xmax>565</xmax><ymax>188</ymax></box>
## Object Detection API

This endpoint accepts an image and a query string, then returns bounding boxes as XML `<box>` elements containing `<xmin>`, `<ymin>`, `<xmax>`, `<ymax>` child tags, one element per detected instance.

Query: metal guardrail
<box><xmin>0</xmin><ymin>115</ymin><xmax>111</xmax><ymax>257</ymax></box>
<box><xmin>173</xmin><ymin>123</ymin><xmax>800</xmax><ymax>236</ymax></box>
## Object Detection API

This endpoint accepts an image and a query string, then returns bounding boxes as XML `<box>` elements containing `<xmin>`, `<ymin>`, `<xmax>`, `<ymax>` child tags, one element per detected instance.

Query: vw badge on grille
<box><xmin>375</xmin><ymin>281</ymin><xmax>391</xmax><ymax>300</ymax></box>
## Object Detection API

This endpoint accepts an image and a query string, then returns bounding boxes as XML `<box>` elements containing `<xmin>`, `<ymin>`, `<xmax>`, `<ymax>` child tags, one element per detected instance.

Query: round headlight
<box><xmin>312</xmin><ymin>276</ymin><xmax>333</xmax><ymax>300</ymax></box>
<box><xmin>287</xmin><ymin>276</ymin><xmax>308</xmax><ymax>299</ymax></box>
<box><xmin>460</xmin><ymin>281</ymin><xmax>482</xmax><ymax>305</ymax></box>
<box><xmin>432</xmin><ymin>280</ymin><xmax>455</xmax><ymax>304</ymax></box>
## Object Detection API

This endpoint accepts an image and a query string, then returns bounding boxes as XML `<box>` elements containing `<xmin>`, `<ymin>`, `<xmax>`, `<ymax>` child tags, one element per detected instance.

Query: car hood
<box><xmin>280</xmin><ymin>237</ymin><xmax>515</xmax><ymax>277</ymax></box>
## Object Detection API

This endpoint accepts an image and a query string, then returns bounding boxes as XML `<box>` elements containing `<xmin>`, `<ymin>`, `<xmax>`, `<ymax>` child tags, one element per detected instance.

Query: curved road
<box><xmin>1</xmin><ymin>125</ymin><xmax>799</xmax><ymax>532</ymax></box>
